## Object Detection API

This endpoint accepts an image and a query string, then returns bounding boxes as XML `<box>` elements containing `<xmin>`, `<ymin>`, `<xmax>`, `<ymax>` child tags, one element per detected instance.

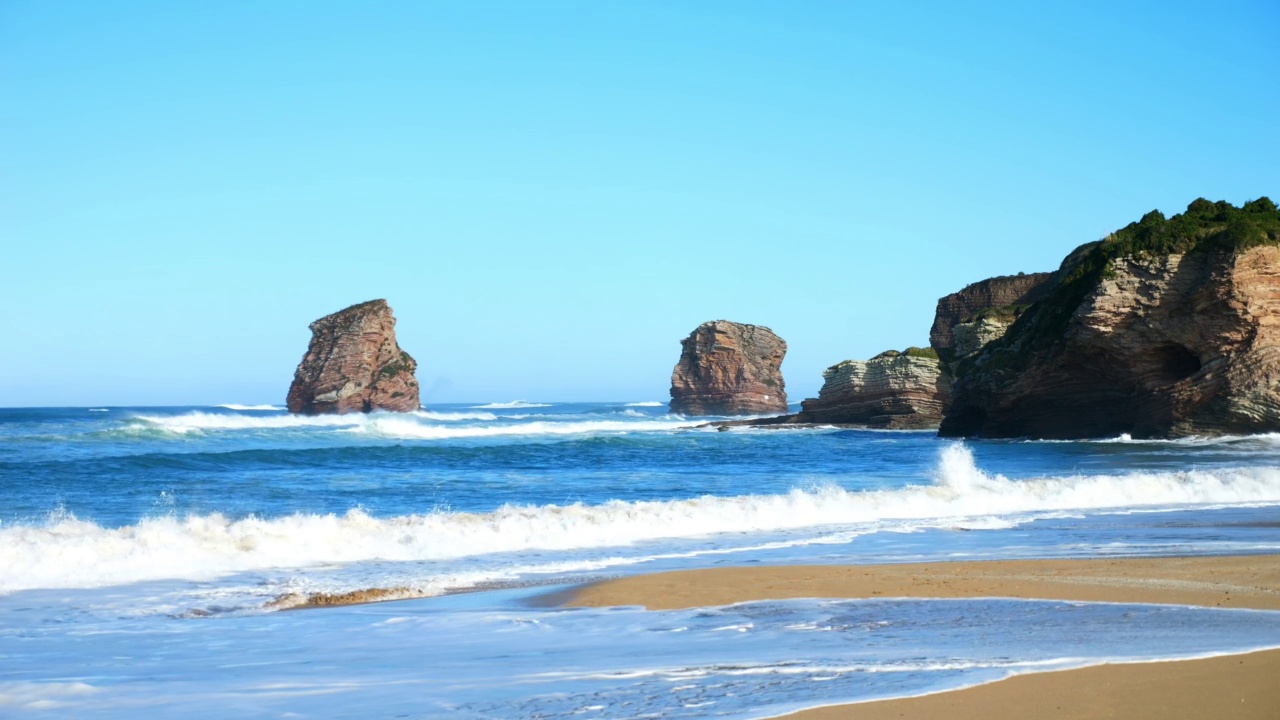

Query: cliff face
<box><xmin>287</xmin><ymin>299</ymin><xmax>420</xmax><ymax>415</ymax></box>
<box><xmin>930</xmin><ymin>273</ymin><xmax>1055</xmax><ymax>362</ymax></box>
<box><xmin>942</xmin><ymin>198</ymin><xmax>1280</xmax><ymax>439</ymax></box>
<box><xmin>669</xmin><ymin>320</ymin><xmax>788</xmax><ymax>415</ymax></box>
<box><xmin>796</xmin><ymin>350</ymin><xmax>950</xmax><ymax>429</ymax></box>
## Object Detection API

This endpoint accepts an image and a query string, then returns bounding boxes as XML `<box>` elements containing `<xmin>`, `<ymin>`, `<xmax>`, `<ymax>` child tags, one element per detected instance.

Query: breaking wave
<box><xmin>120</xmin><ymin>410</ymin><xmax>692</xmax><ymax>438</ymax></box>
<box><xmin>469</xmin><ymin>401</ymin><xmax>553</xmax><ymax>409</ymax></box>
<box><xmin>3</xmin><ymin>445</ymin><xmax>1278</xmax><ymax>593</ymax></box>
<box><xmin>625</xmin><ymin>401</ymin><xmax>665</xmax><ymax>407</ymax></box>
<box><xmin>215</xmin><ymin>404</ymin><xmax>281</xmax><ymax>411</ymax></box>
<box><xmin>355</xmin><ymin>417</ymin><xmax>692</xmax><ymax>440</ymax></box>
<box><xmin>1094</xmin><ymin>432</ymin><xmax>1280</xmax><ymax>446</ymax></box>
<box><xmin>416</xmin><ymin>410</ymin><xmax>498</xmax><ymax>422</ymax></box>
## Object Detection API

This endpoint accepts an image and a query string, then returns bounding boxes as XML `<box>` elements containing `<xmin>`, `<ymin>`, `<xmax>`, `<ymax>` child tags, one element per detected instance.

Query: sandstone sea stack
<box><xmin>286</xmin><ymin>299</ymin><xmax>420</xmax><ymax>415</ymax></box>
<box><xmin>669</xmin><ymin>320</ymin><xmax>788</xmax><ymax>415</ymax></box>
<box><xmin>794</xmin><ymin>349</ymin><xmax>950</xmax><ymax>429</ymax></box>
<box><xmin>942</xmin><ymin>198</ymin><xmax>1280</xmax><ymax>439</ymax></box>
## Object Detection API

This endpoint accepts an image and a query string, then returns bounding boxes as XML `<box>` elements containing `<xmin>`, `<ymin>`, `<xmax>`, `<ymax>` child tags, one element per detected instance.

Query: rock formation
<box><xmin>930</xmin><ymin>272</ymin><xmax>1055</xmax><ymax>364</ymax></box>
<box><xmin>286</xmin><ymin>299</ymin><xmax>420</xmax><ymax>415</ymax></box>
<box><xmin>941</xmin><ymin>198</ymin><xmax>1280</xmax><ymax>439</ymax></box>
<box><xmin>795</xmin><ymin>349</ymin><xmax>950</xmax><ymax>429</ymax></box>
<box><xmin>669</xmin><ymin>320</ymin><xmax>788</xmax><ymax>415</ymax></box>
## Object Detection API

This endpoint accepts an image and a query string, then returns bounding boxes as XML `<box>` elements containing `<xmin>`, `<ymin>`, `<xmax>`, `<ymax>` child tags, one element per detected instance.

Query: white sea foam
<box><xmin>1028</xmin><ymin>432</ymin><xmax>1280</xmax><ymax>447</ymax></box>
<box><xmin>215</xmin><ymin>404</ymin><xmax>282</xmax><ymax>411</ymax></box>
<box><xmin>469</xmin><ymin>401</ymin><xmax>553</xmax><ymax>409</ymax></box>
<box><xmin>416</xmin><ymin>410</ymin><xmax>498</xmax><ymax>422</ymax></box>
<box><xmin>4</xmin><ymin>445</ymin><xmax>1279</xmax><ymax>593</ymax></box>
<box><xmin>129</xmin><ymin>411</ymin><xmax>363</xmax><ymax>433</ymax></box>
<box><xmin>625</xmin><ymin>401</ymin><xmax>665</xmax><ymax>407</ymax></box>
<box><xmin>354</xmin><ymin>417</ymin><xmax>694</xmax><ymax>440</ymax></box>
<box><xmin>124</xmin><ymin>410</ymin><xmax>627</xmax><ymax>435</ymax></box>
<box><xmin>87</xmin><ymin>408</ymin><xmax>109</xmax><ymax>412</ymax></box>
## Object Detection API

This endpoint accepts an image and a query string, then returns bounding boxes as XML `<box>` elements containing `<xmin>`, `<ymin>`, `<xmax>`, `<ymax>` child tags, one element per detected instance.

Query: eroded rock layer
<box><xmin>669</xmin><ymin>320</ymin><xmax>788</xmax><ymax>415</ymax></box>
<box><xmin>930</xmin><ymin>272</ymin><xmax>1055</xmax><ymax>362</ymax></box>
<box><xmin>942</xmin><ymin>198</ymin><xmax>1280</xmax><ymax>439</ymax></box>
<box><xmin>796</xmin><ymin>350</ymin><xmax>950</xmax><ymax>429</ymax></box>
<box><xmin>286</xmin><ymin>299</ymin><xmax>420</xmax><ymax>415</ymax></box>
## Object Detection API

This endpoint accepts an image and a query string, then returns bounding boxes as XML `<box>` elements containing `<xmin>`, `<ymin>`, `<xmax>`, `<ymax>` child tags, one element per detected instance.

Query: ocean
<box><xmin>2</xmin><ymin>402</ymin><xmax>1279</xmax><ymax>718</ymax></box>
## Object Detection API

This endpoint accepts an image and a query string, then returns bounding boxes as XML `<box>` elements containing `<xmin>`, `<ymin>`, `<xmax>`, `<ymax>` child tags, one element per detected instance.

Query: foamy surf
<box><xmin>121</xmin><ymin>409</ymin><xmax>683</xmax><ymax>438</ymax></box>
<box><xmin>215</xmin><ymin>404</ymin><xmax>282</xmax><ymax>411</ymax></box>
<box><xmin>4</xmin><ymin>445</ymin><xmax>1279</xmax><ymax>594</ymax></box>
<box><xmin>470</xmin><ymin>401</ymin><xmax>554</xmax><ymax>409</ymax></box>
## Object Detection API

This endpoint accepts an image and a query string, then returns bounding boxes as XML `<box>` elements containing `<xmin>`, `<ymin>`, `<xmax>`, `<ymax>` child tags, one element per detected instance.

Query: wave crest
<box><xmin>3</xmin><ymin>444</ymin><xmax>1278</xmax><ymax>593</ymax></box>
<box><xmin>469</xmin><ymin>401</ymin><xmax>553</xmax><ymax>409</ymax></box>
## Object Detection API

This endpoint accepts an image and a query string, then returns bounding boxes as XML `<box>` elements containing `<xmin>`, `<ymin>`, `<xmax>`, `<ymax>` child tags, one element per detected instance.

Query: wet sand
<box><xmin>772</xmin><ymin>649</ymin><xmax>1280</xmax><ymax>720</ymax></box>
<box><xmin>566</xmin><ymin>555</ymin><xmax>1280</xmax><ymax>611</ymax></box>
<box><xmin>565</xmin><ymin>555</ymin><xmax>1280</xmax><ymax>719</ymax></box>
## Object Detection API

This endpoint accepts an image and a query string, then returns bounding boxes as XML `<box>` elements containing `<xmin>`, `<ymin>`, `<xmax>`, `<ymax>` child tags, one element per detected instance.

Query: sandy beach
<box><xmin>567</xmin><ymin>555</ymin><xmax>1280</xmax><ymax>719</ymax></box>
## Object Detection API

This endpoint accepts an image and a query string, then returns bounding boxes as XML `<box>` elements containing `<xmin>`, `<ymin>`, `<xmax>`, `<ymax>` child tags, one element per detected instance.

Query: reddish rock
<box><xmin>669</xmin><ymin>320</ymin><xmax>788</xmax><ymax>415</ymax></box>
<box><xmin>286</xmin><ymin>299</ymin><xmax>420</xmax><ymax>415</ymax></box>
<box><xmin>930</xmin><ymin>272</ymin><xmax>1055</xmax><ymax>362</ymax></box>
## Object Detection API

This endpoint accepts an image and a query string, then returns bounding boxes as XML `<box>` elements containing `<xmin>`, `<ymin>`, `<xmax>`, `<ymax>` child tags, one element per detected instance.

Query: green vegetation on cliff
<box><xmin>956</xmin><ymin>197</ymin><xmax>1280</xmax><ymax>379</ymax></box>
<box><xmin>904</xmin><ymin>346</ymin><xmax>939</xmax><ymax>360</ymax></box>
<box><xmin>871</xmin><ymin>347</ymin><xmax>939</xmax><ymax>361</ymax></box>
<box><xmin>378</xmin><ymin>350</ymin><xmax>415</xmax><ymax>379</ymax></box>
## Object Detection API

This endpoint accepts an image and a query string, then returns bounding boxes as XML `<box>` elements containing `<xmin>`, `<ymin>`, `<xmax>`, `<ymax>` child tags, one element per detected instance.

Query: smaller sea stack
<box><xmin>287</xmin><ymin>299</ymin><xmax>420</xmax><ymax>415</ymax></box>
<box><xmin>670</xmin><ymin>320</ymin><xmax>788</xmax><ymax>416</ymax></box>
<box><xmin>795</xmin><ymin>348</ymin><xmax>950</xmax><ymax>429</ymax></box>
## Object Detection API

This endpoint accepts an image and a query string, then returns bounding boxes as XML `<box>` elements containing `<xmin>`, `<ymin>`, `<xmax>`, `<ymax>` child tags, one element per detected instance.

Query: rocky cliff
<box><xmin>796</xmin><ymin>349</ymin><xmax>950</xmax><ymax>429</ymax></box>
<box><xmin>941</xmin><ymin>198</ymin><xmax>1280</xmax><ymax>439</ymax></box>
<box><xmin>930</xmin><ymin>272</ymin><xmax>1055</xmax><ymax>363</ymax></box>
<box><xmin>669</xmin><ymin>320</ymin><xmax>788</xmax><ymax>415</ymax></box>
<box><xmin>286</xmin><ymin>299</ymin><xmax>420</xmax><ymax>415</ymax></box>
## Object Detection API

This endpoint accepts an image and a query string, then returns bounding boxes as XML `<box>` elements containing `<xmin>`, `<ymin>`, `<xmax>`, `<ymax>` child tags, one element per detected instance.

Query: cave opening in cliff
<box><xmin>1153</xmin><ymin>344</ymin><xmax>1202</xmax><ymax>383</ymax></box>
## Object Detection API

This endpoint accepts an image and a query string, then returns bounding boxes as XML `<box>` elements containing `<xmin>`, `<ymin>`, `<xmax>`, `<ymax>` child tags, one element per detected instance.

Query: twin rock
<box><xmin>287</xmin><ymin>197</ymin><xmax>1280</xmax><ymax>440</ymax></box>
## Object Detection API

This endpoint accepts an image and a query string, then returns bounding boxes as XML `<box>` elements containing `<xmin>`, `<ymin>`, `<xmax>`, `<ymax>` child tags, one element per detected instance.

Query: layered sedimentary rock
<box><xmin>942</xmin><ymin>198</ymin><xmax>1280</xmax><ymax>439</ymax></box>
<box><xmin>795</xmin><ymin>349</ymin><xmax>950</xmax><ymax>429</ymax></box>
<box><xmin>286</xmin><ymin>299</ymin><xmax>420</xmax><ymax>415</ymax></box>
<box><xmin>931</xmin><ymin>272</ymin><xmax>1055</xmax><ymax>363</ymax></box>
<box><xmin>669</xmin><ymin>320</ymin><xmax>788</xmax><ymax>415</ymax></box>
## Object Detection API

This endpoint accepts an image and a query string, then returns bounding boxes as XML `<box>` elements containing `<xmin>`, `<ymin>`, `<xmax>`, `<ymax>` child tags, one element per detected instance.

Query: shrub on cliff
<box><xmin>953</xmin><ymin>198</ymin><xmax>1280</xmax><ymax>381</ymax></box>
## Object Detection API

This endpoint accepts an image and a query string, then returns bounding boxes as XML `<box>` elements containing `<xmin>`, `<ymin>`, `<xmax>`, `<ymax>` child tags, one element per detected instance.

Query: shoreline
<box><xmin>565</xmin><ymin>555</ymin><xmax>1280</xmax><ymax>611</ymax></box>
<box><xmin>769</xmin><ymin>649</ymin><xmax>1280</xmax><ymax>720</ymax></box>
<box><xmin>564</xmin><ymin>555</ymin><xmax>1280</xmax><ymax>719</ymax></box>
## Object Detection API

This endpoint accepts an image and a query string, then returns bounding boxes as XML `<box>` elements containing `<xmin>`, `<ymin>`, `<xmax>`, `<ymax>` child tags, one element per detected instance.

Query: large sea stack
<box><xmin>286</xmin><ymin>299</ymin><xmax>420</xmax><ymax>415</ymax></box>
<box><xmin>670</xmin><ymin>320</ymin><xmax>788</xmax><ymax>415</ymax></box>
<box><xmin>941</xmin><ymin>198</ymin><xmax>1280</xmax><ymax>439</ymax></box>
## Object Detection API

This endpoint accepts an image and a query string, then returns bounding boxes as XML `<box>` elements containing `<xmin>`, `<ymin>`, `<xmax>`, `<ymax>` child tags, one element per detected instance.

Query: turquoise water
<box><xmin>2</xmin><ymin>403</ymin><xmax>1279</xmax><ymax>717</ymax></box>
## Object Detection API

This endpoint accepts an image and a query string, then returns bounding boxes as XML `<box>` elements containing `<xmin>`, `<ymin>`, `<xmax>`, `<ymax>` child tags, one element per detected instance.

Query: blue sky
<box><xmin>2</xmin><ymin>1</ymin><xmax>1277</xmax><ymax>406</ymax></box>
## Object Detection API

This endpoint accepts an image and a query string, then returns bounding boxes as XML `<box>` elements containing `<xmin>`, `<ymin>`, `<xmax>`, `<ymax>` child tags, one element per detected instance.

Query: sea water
<box><xmin>2</xmin><ymin>403</ymin><xmax>1279</xmax><ymax>717</ymax></box>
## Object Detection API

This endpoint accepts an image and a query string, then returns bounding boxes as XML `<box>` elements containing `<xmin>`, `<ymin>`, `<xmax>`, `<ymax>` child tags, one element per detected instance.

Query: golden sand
<box><xmin>565</xmin><ymin>555</ymin><xmax>1280</xmax><ymax>719</ymax></box>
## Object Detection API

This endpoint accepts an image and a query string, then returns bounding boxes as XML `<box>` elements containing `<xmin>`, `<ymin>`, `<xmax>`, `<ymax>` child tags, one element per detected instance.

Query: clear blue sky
<box><xmin>2</xmin><ymin>1</ymin><xmax>1277</xmax><ymax>407</ymax></box>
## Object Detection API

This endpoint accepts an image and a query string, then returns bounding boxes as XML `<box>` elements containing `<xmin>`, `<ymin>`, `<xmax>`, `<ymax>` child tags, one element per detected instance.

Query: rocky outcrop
<box><xmin>669</xmin><ymin>320</ymin><xmax>788</xmax><ymax>415</ymax></box>
<box><xmin>795</xmin><ymin>349</ymin><xmax>950</xmax><ymax>429</ymax></box>
<box><xmin>931</xmin><ymin>272</ymin><xmax>1055</xmax><ymax>363</ymax></box>
<box><xmin>286</xmin><ymin>299</ymin><xmax>420</xmax><ymax>415</ymax></box>
<box><xmin>941</xmin><ymin>198</ymin><xmax>1280</xmax><ymax>439</ymax></box>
